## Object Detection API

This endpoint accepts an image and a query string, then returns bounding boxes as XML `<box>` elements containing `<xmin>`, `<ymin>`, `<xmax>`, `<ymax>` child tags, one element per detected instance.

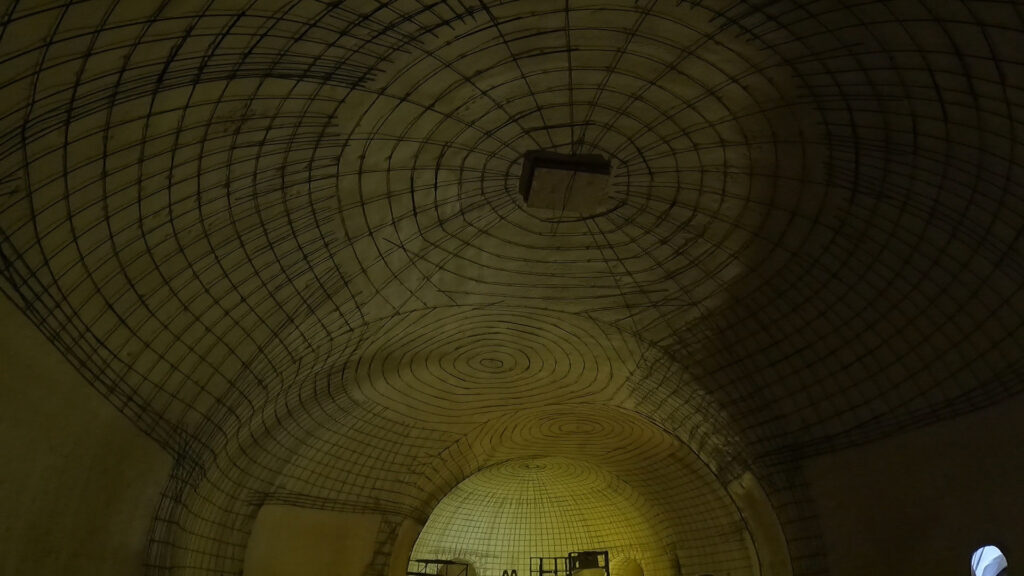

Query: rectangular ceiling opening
<box><xmin>519</xmin><ymin>151</ymin><xmax>612</xmax><ymax>213</ymax></box>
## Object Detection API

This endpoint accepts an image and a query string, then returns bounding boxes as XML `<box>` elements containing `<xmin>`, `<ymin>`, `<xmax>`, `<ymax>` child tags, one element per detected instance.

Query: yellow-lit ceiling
<box><xmin>0</xmin><ymin>1</ymin><xmax>1021</xmax><ymax>575</ymax></box>
<box><xmin>412</xmin><ymin>458</ymin><xmax>674</xmax><ymax>576</ymax></box>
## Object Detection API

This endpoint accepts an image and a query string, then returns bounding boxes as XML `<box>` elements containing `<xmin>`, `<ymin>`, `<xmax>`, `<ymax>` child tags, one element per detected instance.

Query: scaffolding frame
<box><xmin>409</xmin><ymin>558</ymin><xmax>470</xmax><ymax>576</ymax></box>
<box><xmin>530</xmin><ymin>551</ymin><xmax>610</xmax><ymax>576</ymax></box>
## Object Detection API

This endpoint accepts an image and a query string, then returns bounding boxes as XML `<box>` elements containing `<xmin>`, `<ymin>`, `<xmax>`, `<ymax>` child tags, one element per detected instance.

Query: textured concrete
<box><xmin>805</xmin><ymin>393</ymin><xmax>1024</xmax><ymax>576</ymax></box>
<box><xmin>0</xmin><ymin>294</ymin><xmax>172</xmax><ymax>576</ymax></box>
<box><xmin>244</xmin><ymin>506</ymin><xmax>382</xmax><ymax>576</ymax></box>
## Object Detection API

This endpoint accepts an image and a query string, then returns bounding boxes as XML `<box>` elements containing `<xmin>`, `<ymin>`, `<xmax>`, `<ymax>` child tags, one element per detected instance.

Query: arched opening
<box><xmin>972</xmin><ymin>546</ymin><xmax>1007</xmax><ymax>576</ymax></box>
<box><xmin>409</xmin><ymin>457</ymin><xmax>668</xmax><ymax>576</ymax></box>
<box><xmin>407</xmin><ymin>402</ymin><xmax>793</xmax><ymax>576</ymax></box>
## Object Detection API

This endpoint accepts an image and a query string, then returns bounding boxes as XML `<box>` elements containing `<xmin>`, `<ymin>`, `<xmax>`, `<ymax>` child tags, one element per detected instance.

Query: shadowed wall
<box><xmin>0</xmin><ymin>293</ymin><xmax>171</xmax><ymax>576</ymax></box>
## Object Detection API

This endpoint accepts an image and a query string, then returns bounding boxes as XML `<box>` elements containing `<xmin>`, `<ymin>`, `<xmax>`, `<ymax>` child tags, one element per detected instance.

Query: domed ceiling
<box><xmin>0</xmin><ymin>1</ymin><xmax>1020</xmax><ymax>576</ymax></box>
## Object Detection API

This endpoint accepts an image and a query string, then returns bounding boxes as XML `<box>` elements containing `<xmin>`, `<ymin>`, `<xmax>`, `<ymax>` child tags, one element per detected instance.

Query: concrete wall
<box><xmin>243</xmin><ymin>505</ymin><xmax>385</xmax><ymax>576</ymax></box>
<box><xmin>391</xmin><ymin>518</ymin><xmax>424</xmax><ymax>576</ymax></box>
<box><xmin>805</xmin><ymin>394</ymin><xmax>1024</xmax><ymax>576</ymax></box>
<box><xmin>728</xmin><ymin>472</ymin><xmax>793</xmax><ymax>576</ymax></box>
<box><xmin>0</xmin><ymin>294</ymin><xmax>172</xmax><ymax>575</ymax></box>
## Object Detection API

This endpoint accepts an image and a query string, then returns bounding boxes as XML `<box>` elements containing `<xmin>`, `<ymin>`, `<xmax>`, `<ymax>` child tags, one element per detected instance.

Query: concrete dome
<box><xmin>0</xmin><ymin>2</ymin><xmax>1021</xmax><ymax>576</ymax></box>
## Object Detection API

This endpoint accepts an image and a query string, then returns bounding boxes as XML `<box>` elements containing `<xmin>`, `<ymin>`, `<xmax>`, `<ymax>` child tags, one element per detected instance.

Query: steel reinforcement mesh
<box><xmin>0</xmin><ymin>1</ymin><xmax>1021</xmax><ymax>576</ymax></box>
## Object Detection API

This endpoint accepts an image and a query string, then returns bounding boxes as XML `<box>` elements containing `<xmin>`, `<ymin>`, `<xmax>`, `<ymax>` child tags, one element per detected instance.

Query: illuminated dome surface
<box><xmin>0</xmin><ymin>1</ymin><xmax>1021</xmax><ymax>576</ymax></box>
<box><xmin>412</xmin><ymin>458</ymin><xmax>663</xmax><ymax>576</ymax></box>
